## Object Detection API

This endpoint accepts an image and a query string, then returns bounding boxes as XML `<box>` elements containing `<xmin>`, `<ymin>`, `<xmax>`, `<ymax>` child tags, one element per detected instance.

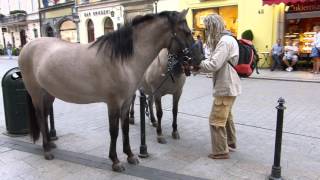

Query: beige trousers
<box><xmin>209</xmin><ymin>96</ymin><xmax>236</xmax><ymax>155</ymax></box>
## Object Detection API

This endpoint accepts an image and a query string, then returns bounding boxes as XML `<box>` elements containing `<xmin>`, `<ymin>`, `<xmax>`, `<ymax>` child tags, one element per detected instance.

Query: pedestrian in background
<box><xmin>6</xmin><ymin>42</ymin><xmax>13</xmax><ymax>60</ymax></box>
<box><xmin>192</xmin><ymin>14</ymin><xmax>241</xmax><ymax>159</ymax></box>
<box><xmin>310</xmin><ymin>25</ymin><xmax>320</xmax><ymax>74</ymax></box>
<box><xmin>270</xmin><ymin>39</ymin><xmax>284</xmax><ymax>71</ymax></box>
<box><xmin>196</xmin><ymin>35</ymin><xmax>204</xmax><ymax>55</ymax></box>
<box><xmin>282</xmin><ymin>39</ymin><xmax>298</xmax><ymax>72</ymax></box>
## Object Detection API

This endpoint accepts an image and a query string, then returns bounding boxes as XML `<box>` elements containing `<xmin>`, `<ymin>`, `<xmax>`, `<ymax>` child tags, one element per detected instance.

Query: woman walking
<box><xmin>310</xmin><ymin>25</ymin><xmax>320</xmax><ymax>74</ymax></box>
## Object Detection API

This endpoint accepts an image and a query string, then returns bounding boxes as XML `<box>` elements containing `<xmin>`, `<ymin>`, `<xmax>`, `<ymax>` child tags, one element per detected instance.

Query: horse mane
<box><xmin>90</xmin><ymin>11</ymin><xmax>180</xmax><ymax>60</ymax></box>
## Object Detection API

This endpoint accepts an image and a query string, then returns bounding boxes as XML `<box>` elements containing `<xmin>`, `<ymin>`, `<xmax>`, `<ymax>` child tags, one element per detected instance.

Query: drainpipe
<box><xmin>73</xmin><ymin>0</ymin><xmax>80</xmax><ymax>43</ymax></box>
<box><xmin>37</xmin><ymin>0</ymin><xmax>43</xmax><ymax>36</ymax></box>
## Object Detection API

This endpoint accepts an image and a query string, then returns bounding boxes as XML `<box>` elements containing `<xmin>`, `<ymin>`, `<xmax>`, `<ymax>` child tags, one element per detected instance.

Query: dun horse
<box><xmin>18</xmin><ymin>10</ymin><xmax>202</xmax><ymax>172</ymax></box>
<box><xmin>130</xmin><ymin>48</ymin><xmax>190</xmax><ymax>144</ymax></box>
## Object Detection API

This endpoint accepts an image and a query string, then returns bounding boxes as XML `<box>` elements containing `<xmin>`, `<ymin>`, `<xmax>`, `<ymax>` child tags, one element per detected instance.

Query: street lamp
<box><xmin>2</xmin><ymin>27</ymin><xmax>7</xmax><ymax>51</ymax></box>
<box><xmin>154</xmin><ymin>0</ymin><xmax>158</xmax><ymax>14</ymax></box>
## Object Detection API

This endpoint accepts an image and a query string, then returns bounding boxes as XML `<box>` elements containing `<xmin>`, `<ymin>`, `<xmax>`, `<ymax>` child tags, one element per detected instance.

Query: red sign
<box><xmin>53</xmin><ymin>0</ymin><xmax>59</xmax><ymax>4</ymax></box>
<box><xmin>288</xmin><ymin>0</ymin><xmax>320</xmax><ymax>12</ymax></box>
<box><xmin>263</xmin><ymin>0</ymin><xmax>318</xmax><ymax>5</ymax></box>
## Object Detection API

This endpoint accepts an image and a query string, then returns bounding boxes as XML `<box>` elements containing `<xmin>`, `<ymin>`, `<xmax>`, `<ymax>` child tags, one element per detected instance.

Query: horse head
<box><xmin>164</xmin><ymin>9</ymin><xmax>205</xmax><ymax>76</ymax></box>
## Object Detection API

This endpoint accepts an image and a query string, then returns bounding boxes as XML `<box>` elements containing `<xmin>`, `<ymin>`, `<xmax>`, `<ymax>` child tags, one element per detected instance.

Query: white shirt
<box><xmin>284</xmin><ymin>45</ymin><xmax>298</xmax><ymax>57</ymax></box>
<box><xmin>314</xmin><ymin>32</ymin><xmax>320</xmax><ymax>48</ymax></box>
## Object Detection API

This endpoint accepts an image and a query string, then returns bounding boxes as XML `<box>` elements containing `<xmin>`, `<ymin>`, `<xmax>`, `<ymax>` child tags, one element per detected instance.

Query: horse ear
<box><xmin>179</xmin><ymin>9</ymin><xmax>189</xmax><ymax>19</ymax></box>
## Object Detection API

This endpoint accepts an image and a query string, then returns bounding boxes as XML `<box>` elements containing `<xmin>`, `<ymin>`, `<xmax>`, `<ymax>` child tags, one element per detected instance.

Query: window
<box><xmin>87</xmin><ymin>19</ymin><xmax>95</xmax><ymax>43</ymax></box>
<box><xmin>104</xmin><ymin>17</ymin><xmax>114</xmax><ymax>34</ymax></box>
<box><xmin>60</xmin><ymin>20</ymin><xmax>77</xmax><ymax>42</ymax></box>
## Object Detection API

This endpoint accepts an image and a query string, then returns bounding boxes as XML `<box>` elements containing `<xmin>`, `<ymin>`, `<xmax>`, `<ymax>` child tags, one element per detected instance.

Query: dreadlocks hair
<box><xmin>203</xmin><ymin>14</ymin><xmax>226</xmax><ymax>50</ymax></box>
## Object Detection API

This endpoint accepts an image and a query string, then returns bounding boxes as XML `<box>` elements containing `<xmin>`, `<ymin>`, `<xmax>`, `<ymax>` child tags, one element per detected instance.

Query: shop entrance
<box><xmin>284</xmin><ymin>1</ymin><xmax>320</xmax><ymax>67</ymax></box>
<box><xmin>46</xmin><ymin>26</ymin><xmax>54</xmax><ymax>37</ymax></box>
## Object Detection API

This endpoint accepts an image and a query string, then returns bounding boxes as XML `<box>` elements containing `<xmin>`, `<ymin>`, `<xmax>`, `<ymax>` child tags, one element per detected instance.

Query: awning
<box><xmin>263</xmin><ymin>0</ymin><xmax>318</xmax><ymax>5</ymax></box>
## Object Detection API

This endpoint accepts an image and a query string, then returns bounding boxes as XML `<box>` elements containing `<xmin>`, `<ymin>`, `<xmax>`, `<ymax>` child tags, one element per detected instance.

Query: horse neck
<box><xmin>129</xmin><ymin>19</ymin><xmax>172</xmax><ymax>78</ymax></box>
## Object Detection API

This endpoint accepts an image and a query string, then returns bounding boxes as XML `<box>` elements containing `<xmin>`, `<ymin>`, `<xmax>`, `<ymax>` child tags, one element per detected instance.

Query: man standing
<box><xmin>6</xmin><ymin>42</ymin><xmax>13</xmax><ymax>60</ymax></box>
<box><xmin>270</xmin><ymin>39</ymin><xmax>284</xmax><ymax>71</ymax></box>
<box><xmin>196</xmin><ymin>35</ymin><xmax>204</xmax><ymax>55</ymax></box>
<box><xmin>192</xmin><ymin>14</ymin><xmax>241</xmax><ymax>159</ymax></box>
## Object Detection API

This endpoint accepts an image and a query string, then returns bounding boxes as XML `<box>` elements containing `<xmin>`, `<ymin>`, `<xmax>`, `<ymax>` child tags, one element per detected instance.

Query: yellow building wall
<box><xmin>238</xmin><ymin>0</ymin><xmax>285</xmax><ymax>67</ymax></box>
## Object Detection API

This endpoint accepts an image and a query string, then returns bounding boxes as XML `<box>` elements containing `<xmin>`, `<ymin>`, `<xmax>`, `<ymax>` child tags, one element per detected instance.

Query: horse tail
<box><xmin>27</xmin><ymin>93</ymin><xmax>40</xmax><ymax>142</ymax></box>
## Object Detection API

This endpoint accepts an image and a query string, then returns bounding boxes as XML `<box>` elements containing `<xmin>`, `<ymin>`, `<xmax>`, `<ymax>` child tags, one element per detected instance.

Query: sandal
<box><xmin>208</xmin><ymin>153</ymin><xmax>229</xmax><ymax>159</ymax></box>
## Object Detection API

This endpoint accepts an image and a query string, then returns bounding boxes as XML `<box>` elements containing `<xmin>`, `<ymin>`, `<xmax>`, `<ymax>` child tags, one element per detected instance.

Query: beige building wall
<box><xmin>157</xmin><ymin>0</ymin><xmax>180</xmax><ymax>12</ymax></box>
<box><xmin>78</xmin><ymin>5</ymin><xmax>124</xmax><ymax>43</ymax></box>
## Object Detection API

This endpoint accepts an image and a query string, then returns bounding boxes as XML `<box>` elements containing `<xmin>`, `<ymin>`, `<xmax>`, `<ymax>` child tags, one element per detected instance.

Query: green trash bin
<box><xmin>2</xmin><ymin>67</ymin><xmax>29</xmax><ymax>135</ymax></box>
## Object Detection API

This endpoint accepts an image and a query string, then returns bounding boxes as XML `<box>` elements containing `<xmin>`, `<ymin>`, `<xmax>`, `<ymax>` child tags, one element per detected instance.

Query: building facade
<box><xmin>77</xmin><ymin>0</ymin><xmax>154</xmax><ymax>44</ymax></box>
<box><xmin>179</xmin><ymin>0</ymin><xmax>320</xmax><ymax>67</ymax></box>
<box><xmin>0</xmin><ymin>0</ymin><xmax>40</xmax><ymax>49</ymax></box>
<box><xmin>178</xmin><ymin>0</ymin><xmax>283</xmax><ymax>67</ymax></box>
<box><xmin>39</xmin><ymin>0</ymin><xmax>78</xmax><ymax>42</ymax></box>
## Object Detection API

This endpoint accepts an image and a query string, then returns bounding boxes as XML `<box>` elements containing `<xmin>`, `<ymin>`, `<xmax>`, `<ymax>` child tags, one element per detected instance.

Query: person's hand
<box><xmin>189</xmin><ymin>65</ymin><xmax>200</xmax><ymax>72</ymax></box>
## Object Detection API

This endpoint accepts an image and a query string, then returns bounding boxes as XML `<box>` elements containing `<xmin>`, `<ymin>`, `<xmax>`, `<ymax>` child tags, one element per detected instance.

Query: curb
<box><xmin>248</xmin><ymin>77</ymin><xmax>320</xmax><ymax>83</ymax></box>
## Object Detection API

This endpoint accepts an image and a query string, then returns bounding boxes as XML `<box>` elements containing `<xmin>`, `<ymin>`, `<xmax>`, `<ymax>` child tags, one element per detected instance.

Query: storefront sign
<box><xmin>84</xmin><ymin>10</ymin><xmax>115</xmax><ymax>18</ymax></box>
<box><xmin>288</xmin><ymin>1</ymin><xmax>320</xmax><ymax>12</ymax></box>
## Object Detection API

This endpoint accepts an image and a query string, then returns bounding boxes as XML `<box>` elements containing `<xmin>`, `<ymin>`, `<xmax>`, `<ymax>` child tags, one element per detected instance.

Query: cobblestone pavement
<box><xmin>0</xmin><ymin>57</ymin><xmax>320</xmax><ymax>180</ymax></box>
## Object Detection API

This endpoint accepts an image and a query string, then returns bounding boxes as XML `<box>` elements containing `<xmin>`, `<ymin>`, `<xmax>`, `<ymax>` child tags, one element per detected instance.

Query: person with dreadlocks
<box><xmin>192</xmin><ymin>14</ymin><xmax>241</xmax><ymax>159</ymax></box>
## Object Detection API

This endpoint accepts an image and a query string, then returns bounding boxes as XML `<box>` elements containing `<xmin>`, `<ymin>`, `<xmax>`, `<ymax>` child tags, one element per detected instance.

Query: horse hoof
<box><xmin>129</xmin><ymin>117</ymin><xmax>135</xmax><ymax>124</ymax></box>
<box><xmin>50</xmin><ymin>136</ymin><xmax>58</xmax><ymax>141</ymax></box>
<box><xmin>112</xmin><ymin>162</ymin><xmax>125</xmax><ymax>172</ymax></box>
<box><xmin>49</xmin><ymin>142</ymin><xmax>57</xmax><ymax>149</ymax></box>
<box><xmin>151</xmin><ymin>121</ymin><xmax>158</xmax><ymax>127</ymax></box>
<box><xmin>157</xmin><ymin>136</ymin><xmax>167</xmax><ymax>144</ymax></box>
<box><xmin>172</xmin><ymin>132</ymin><xmax>180</xmax><ymax>139</ymax></box>
<box><xmin>127</xmin><ymin>156</ymin><xmax>139</xmax><ymax>165</ymax></box>
<box><xmin>44</xmin><ymin>152</ymin><xmax>54</xmax><ymax>160</ymax></box>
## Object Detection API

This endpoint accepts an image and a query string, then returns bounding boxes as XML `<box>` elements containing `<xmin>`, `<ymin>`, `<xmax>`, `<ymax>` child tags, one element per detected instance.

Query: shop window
<box><xmin>285</xmin><ymin>18</ymin><xmax>320</xmax><ymax>54</ymax></box>
<box><xmin>104</xmin><ymin>17</ymin><xmax>114</xmax><ymax>34</ymax></box>
<box><xmin>192</xmin><ymin>6</ymin><xmax>238</xmax><ymax>41</ymax></box>
<box><xmin>87</xmin><ymin>19</ymin><xmax>95</xmax><ymax>43</ymax></box>
<box><xmin>60</xmin><ymin>20</ymin><xmax>77</xmax><ymax>42</ymax></box>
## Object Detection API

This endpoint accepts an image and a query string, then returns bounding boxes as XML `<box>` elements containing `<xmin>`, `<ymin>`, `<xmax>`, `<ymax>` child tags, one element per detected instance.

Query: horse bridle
<box><xmin>167</xmin><ymin>32</ymin><xmax>198</xmax><ymax>77</ymax></box>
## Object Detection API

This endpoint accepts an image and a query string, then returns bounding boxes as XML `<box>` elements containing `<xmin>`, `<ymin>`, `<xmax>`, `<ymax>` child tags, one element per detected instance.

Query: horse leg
<box><xmin>34</xmin><ymin>93</ymin><xmax>55</xmax><ymax>160</ymax></box>
<box><xmin>155</xmin><ymin>96</ymin><xmax>166</xmax><ymax>144</ymax></box>
<box><xmin>121</xmin><ymin>99</ymin><xmax>139</xmax><ymax>165</ymax></box>
<box><xmin>129</xmin><ymin>94</ymin><xmax>136</xmax><ymax>124</ymax></box>
<box><xmin>45</xmin><ymin>94</ymin><xmax>56</xmax><ymax>148</ymax></box>
<box><xmin>108</xmin><ymin>106</ymin><xmax>124</xmax><ymax>172</ymax></box>
<box><xmin>148</xmin><ymin>96</ymin><xmax>157</xmax><ymax>127</ymax></box>
<box><xmin>172</xmin><ymin>91</ymin><xmax>182</xmax><ymax>140</ymax></box>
